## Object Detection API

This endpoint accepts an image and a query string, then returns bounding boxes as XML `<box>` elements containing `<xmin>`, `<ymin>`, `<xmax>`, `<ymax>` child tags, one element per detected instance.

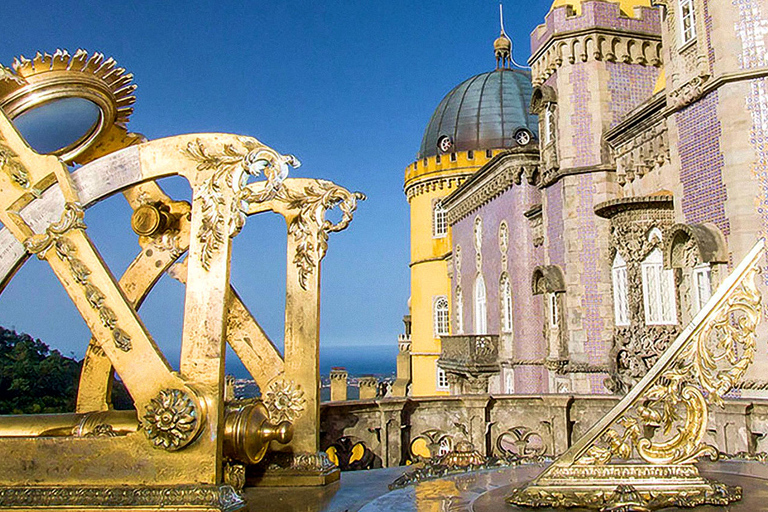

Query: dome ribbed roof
<box><xmin>418</xmin><ymin>68</ymin><xmax>537</xmax><ymax>159</ymax></box>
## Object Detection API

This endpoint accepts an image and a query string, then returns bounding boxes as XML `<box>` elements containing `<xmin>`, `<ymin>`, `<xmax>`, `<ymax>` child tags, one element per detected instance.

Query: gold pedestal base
<box><xmin>0</xmin><ymin>484</ymin><xmax>244</xmax><ymax>512</ymax></box>
<box><xmin>507</xmin><ymin>465</ymin><xmax>741</xmax><ymax>510</ymax></box>
<box><xmin>247</xmin><ymin>452</ymin><xmax>340</xmax><ymax>487</ymax></box>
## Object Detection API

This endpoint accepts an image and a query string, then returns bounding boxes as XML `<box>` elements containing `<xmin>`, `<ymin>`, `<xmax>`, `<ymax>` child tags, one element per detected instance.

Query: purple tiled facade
<box><xmin>607</xmin><ymin>62</ymin><xmax>660</xmax><ymax>127</ymax></box>
<box><xmin>451</xmin><ymin>183</ymin><xmax>547</xmax><ymax>392</ymax></box>
<box><xmin>676</xmin><ymin>92</ymin><xmax>730</xmax><ymax>236</ymax></box>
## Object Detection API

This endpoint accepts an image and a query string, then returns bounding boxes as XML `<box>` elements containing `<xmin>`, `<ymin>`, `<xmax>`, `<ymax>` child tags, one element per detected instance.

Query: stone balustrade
<box><xmin>320</xmin><ymin>394</ymin><xmax>768</xmax><ymax>469</ymax></box>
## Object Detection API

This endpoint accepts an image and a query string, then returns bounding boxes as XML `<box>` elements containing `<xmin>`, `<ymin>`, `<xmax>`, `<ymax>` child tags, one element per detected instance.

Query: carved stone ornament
<box><xmin>273</xmin><ymin>180</ymin><xmax>365</xmax><ymax>290</ymax></box>
<box><xmin>262</xmin><ymin>379</ymin><xmax>306</xmax><ymax>423</ymax></box>
<box><xmin>142</xmin><ymin>388</ymin><xmax>200</xmax><ymax>451</ymax></box>
<box><xmin>183</xmin><ymin>138</ymin><xmax>299</xmax><ymax>270</ymax></box>
<box><xmin>507</xmin><ymin>240</ymin><xmax>764</xmax><ymax>510</ymax></box>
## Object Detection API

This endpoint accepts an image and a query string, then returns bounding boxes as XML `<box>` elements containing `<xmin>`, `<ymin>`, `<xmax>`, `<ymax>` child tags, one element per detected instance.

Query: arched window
<box><xmin>455</xmin><ymin>287</ymin><xmax>463</xmax><ymax>334</ymax></box>
<box><xmin>641</xmin><ymin>248</ymin><xmax>677</xmax><ymax>325</ymax></box>
<box><xmin>474</xmin><ymin>276</ymin><xmax>487</xmax><ymax>334</ymax></box>
<box><xmin>612</xmin><ymin>253</ymin><xmax>630</xmax><ymax>326</ymax></box>
<box><xmin>433</xmin><ymin>201</ymin><xmax>446</xmax><ymax>238</ymax></box>
<box><xmin>500</xmin><ymin>273</ymin><xmax>513</xmax><ymax>332</ymax></box>
<box><xmin>433</xmin><ymin>296</ymin><xmax>449</xmax><ymax>336</ymax></box>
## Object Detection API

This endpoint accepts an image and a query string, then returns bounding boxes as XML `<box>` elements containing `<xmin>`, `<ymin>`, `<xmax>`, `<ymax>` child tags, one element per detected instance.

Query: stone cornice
<box><xmin>442</xmin><ymin>150</ymin><xmax>539</xmax><ymax>225</ymax></box>
<box><xmin>404</xmin><ymin>174</ymin><xmax>470</xmax><ymax>201</ymax></box>
<box><xmin>530</xmin><ymin>28</ymin><xmax>662</xmax><ymax>86</ymax></box>
<box><xmin>540</xmin><ymin>164</ymin><xmax>614</xmax><ymax>188</ymax></box>
<box><xmin>594</xmin><ymin>193</ymin><xmax>674</xmax><ymax>219</ymax></box>
<box><xmin>409</xmin><ymin>252</ymin><xmax>451</xmax><ymax>268</ymax></box>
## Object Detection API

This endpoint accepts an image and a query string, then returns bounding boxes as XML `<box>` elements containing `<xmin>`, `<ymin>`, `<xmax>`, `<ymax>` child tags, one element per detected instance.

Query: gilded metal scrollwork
<box><xmin>508</xmin><ymin>240</ymin><xmax>764</xmax><ymax>510</ymax></box>
<box><xmin>273</xmin><ymin>180</ymin><xmax>365</xmax><ymax>289</ymax></box>
<box><xmin>183</xmin><ymin>138</ymin><xmax>299</xmax><ymax>270</ymax></box>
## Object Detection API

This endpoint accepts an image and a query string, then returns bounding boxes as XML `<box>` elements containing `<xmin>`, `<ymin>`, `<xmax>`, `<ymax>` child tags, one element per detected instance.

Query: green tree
<box><xmin>0</xmin><ymin>327</ymin><xmax>81</xmax><ymax>414</ymax></box>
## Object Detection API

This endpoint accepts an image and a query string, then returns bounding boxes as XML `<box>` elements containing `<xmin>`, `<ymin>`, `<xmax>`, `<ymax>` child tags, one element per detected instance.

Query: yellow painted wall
<box><xmin>405</xmin><ymin>150</ymin><xmax>492</xmax><ymax>395</ymax></box>
<box><xmin>549</xmin><ymin>0</ymin><xmax>650</xmax><ymax>17</ymax></box>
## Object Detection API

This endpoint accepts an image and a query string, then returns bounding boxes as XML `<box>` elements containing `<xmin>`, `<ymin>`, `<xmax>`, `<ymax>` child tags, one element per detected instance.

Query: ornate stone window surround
<box><xmin>455</xmin><ymin>286</ymin><xmax>464</xmax><ymax>334</ymax></box>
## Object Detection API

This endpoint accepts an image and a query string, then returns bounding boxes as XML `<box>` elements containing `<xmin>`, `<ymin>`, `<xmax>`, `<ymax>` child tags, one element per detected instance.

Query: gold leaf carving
<box><xmin>142</xmin><ymin>388</ymin><xmax>199</xmax><ymax>451</ymax></box>
<box><xmin>24</xmin><ymin>204</ymin><xmax>132</xmax><ymax>353</ymax></box>
<box><xmin>183</xmin><ymin>138</ymin><xmax>298</xmax><ymax>270</ymax></box>
<box><xmin>0</xmin><ymin>139</ymin><xmax>29</xmax><ymax>190</ymax></box>
<box><xmin>508</xmin><ymin>240</ymin><xmax>764</xmax><ymax>510</ymax></box>
<box><xmin>263</xmin><ymin>379</ymin><xmax>306</xmax><ymax>423</ymax></box>
<box><xmin>273</xmin><ymin>180</ymin><xmax>365</xmax><ymax>289</ymax></box>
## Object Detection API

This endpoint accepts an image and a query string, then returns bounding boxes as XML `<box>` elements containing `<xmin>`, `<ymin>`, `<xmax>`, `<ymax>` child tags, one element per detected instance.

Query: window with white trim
<box><xmin>505</xmin><ymin>371</ymin><xmax>514</xmax><ymax>394</ymax></box>
<box><xmin>612</xmin><ymin>253</ymin><xmax>630</xmax><ymax>326</ymax></box>
<box><xmin>692</xmin><ymin>263</ymin><xmax>712</xmax><ymax>313</ymax></box>
<box><xmin>548</xmin><ymin>293</ymin><xmax>559</xmax><ymax>328</ymax></box>
<box><xmin>433</xmin><ymin>296</ymin><xmax>449</xmax><ymax>336</ymax></box>
<box><xmin>500</xmin><ymin>273</ymin><xmax>513</xmax><ymax>332</ymax></box>
<box><xmin>474</xmin><ymin>275</ymin><xmax>487</xmax><ymax>334</ymax></box>
<box><xmin>544</xmin><ymin>103</ymin><xmax>556</xmax><ymax>145</ymax></box>
<box><xmin>641</xmin><ymin>248</ymin><xmax>677</xmax><ymax>325</ymax></box>
<box><xmin>436</xmin><ymin>366</ymin><xmax>449</xmax><ymax>391</ymax></box>
<box><xmin>679</xmin><ymin>0</ymin><xmax>696</xmax><ymax>46</ymax></box>
<box><xmin>433</xmin><ymin>201</ymin><xmax>446</xmax><ymax>238</ymax></box>
<box><xmin>455</xmin><ymin>287</ymin><xmax>464</xmax><ymax>334</ymax></box>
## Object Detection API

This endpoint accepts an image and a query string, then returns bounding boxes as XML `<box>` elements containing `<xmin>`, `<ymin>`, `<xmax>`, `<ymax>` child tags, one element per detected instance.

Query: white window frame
<box><xmin>641</xmin><ymin>248</ymin><xmax>677</xmax><ymax>325</ymax></box>
<box><xmin>549</xmin><ymin>293</ymin><xmax>559</xmax><ymax>329</ymax></box>
<box><xmin>505</xmin><ymin>371</ymin><xmax>514</xmax><ymax>394</ymax></box>
<box><xmin>436</xmin><ymin>366</ymin><xmax>449</xmax><ymax>391</ymax></box>
<box><xmin>474</xmin><ymin>216</ymin><xmax>483</xmax><ymax>250</ymax></box>
<box><xmin>455</xmin><ymin>287</ymin><xmax>464</xmax><ymax>334</ymax></box>
<box><xmin>544</xmin><ymin>103</ymin><xmax>556</xmax><ymax>145</ymax></box>
<box><xmin>500</xmin><ymin>273</ymin><xmax>513</xmax><ymax>332</ymax></box>
<box><xmin>433</xmin><ymin>201</ymin><xmax>447</xmax><ymax>238</ymax></box>
<box><xmin>433</xmin><ymin>296</ymin><xmax>450</xmax><ymax>337</ymax></box>
<box><xmin>692</xmin><ymin>263</ymin><xmax>712</xmax><ymax>313</ymax></box>
<box><xmin>678</xmin><ymin>0</ymin><xmax>697</xmax><ymax>47</ymax></box>
<box><xmin>612</xmin><ymin>253</ymin><xmax>630</xmax><ymax>326</ymax></box>
<box><xmin>474</xmin><ymin>275</ymin><xmax>487</xmax><ymax>334</ymax></box>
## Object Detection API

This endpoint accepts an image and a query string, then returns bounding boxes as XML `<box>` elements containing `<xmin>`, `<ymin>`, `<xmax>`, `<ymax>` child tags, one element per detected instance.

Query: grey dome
<box><xmin>418</xmin><ymin>69</ymin><xmax>538</xmax><ymax>159</ymax></box>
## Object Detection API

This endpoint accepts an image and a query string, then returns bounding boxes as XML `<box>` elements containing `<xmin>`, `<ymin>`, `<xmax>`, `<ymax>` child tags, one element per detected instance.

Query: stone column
<box><xmin>330</xmin><ymin>368</ymin><xmax>348</xmax><ymax>402</ymax></box>
<box><xmin>358</xmin><ymin>376</ymin><xmax>378</xmax><ymax>400</ymax></box>
<box><xmin>392</xmin><ymin>337</ymin><xmax>412</xmax><ymax>397</ymax></box>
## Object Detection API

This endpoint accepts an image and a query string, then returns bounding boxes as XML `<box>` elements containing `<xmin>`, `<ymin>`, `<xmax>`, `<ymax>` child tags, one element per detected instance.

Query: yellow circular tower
<box><xmin>405</xmin><ymin>34</ymin><xmax>538</xmax><ymax>396</ymax></box>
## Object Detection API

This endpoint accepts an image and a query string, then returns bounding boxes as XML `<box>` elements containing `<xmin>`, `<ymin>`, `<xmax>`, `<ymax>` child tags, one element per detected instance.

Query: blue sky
<box><xmin>0</xmin><ymin>1</ymin><xmax>553</xmax><ymax>372</ymax></box>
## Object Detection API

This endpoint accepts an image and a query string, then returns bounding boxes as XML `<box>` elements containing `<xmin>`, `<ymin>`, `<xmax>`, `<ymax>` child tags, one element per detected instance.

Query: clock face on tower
<box><xmin>437</xmin><ymin>135</ymin><xmax>453</xmax><ymax>153</ymax></box>
<box><xmin>514</xmin><ymin>129</ymin><xmax>532</xmax><ymax>146</ymax></box>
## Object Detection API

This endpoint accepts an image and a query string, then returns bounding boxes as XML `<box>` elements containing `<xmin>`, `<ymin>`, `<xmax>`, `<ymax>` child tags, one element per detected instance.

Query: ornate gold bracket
<box><xmin>508</xmin><ymin>239</ymin><xmax>764</xmax><ymax>510</ymax></box>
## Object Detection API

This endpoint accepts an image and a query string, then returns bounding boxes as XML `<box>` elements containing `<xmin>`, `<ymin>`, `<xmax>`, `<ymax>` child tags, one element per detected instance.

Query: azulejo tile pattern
<box><xmin>676</xmin><ymin>92</ymin><xmax>730</xmax><ymax>236</ymax></box>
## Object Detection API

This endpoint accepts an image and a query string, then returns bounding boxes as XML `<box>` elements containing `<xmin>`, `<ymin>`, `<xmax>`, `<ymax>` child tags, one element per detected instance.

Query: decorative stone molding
<box><xmin>524</xmin><ymin>205</ymin><xmax>544</xmax><ymax>247</ymax></box>
<box><xmin>530</xmin><ymin>31</ymin><xmax>662</xmax><ymax>86</ymax></box>
<box><xmin>404</xmin><ymin>175</ymin><xmax>468</xmax><ymax>201</ymax></box>
<box><xmin>669</xmin><ymin>73</ymin><xmax>710</xmax><ymax>109</ymax></box>
<box><xmin>595</xmin><ymin>194</ymin><xmax>678</xmax><ymax>393</ymax></box>
<box><xmin>604</xmin><ymin>94</ymin><xmax>668</xmax><ymax>186</ymax></box>
<box><xmin>539</xmin><ymin>164</ymin><xmax>614</xmax><ymax>189</ymax></box>
<box><xmin>664</xmin><ymin>223</ymin><xmax>728</xmax><ymax>268</ymax></box>
<box><xmin>531</xmin><ymin>265</ymin><xmax>566</xmax><ymax>295</ymax></box>
<box><xmin>442</xmin><ymin>150</ymin><xmax>540</xmax><ymax>225</ymax></box>
<box><xmin>439</xmin><ymin>335</ymin><xmax>500</xmax><ymax>376</ymax></box>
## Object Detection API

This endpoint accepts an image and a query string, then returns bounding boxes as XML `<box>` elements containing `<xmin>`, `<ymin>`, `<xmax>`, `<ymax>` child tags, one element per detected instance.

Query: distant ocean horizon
<box><xmin>228</xmin><ymin>343</ymin><xmax>397</xmax><ymax>380</ymax></box>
